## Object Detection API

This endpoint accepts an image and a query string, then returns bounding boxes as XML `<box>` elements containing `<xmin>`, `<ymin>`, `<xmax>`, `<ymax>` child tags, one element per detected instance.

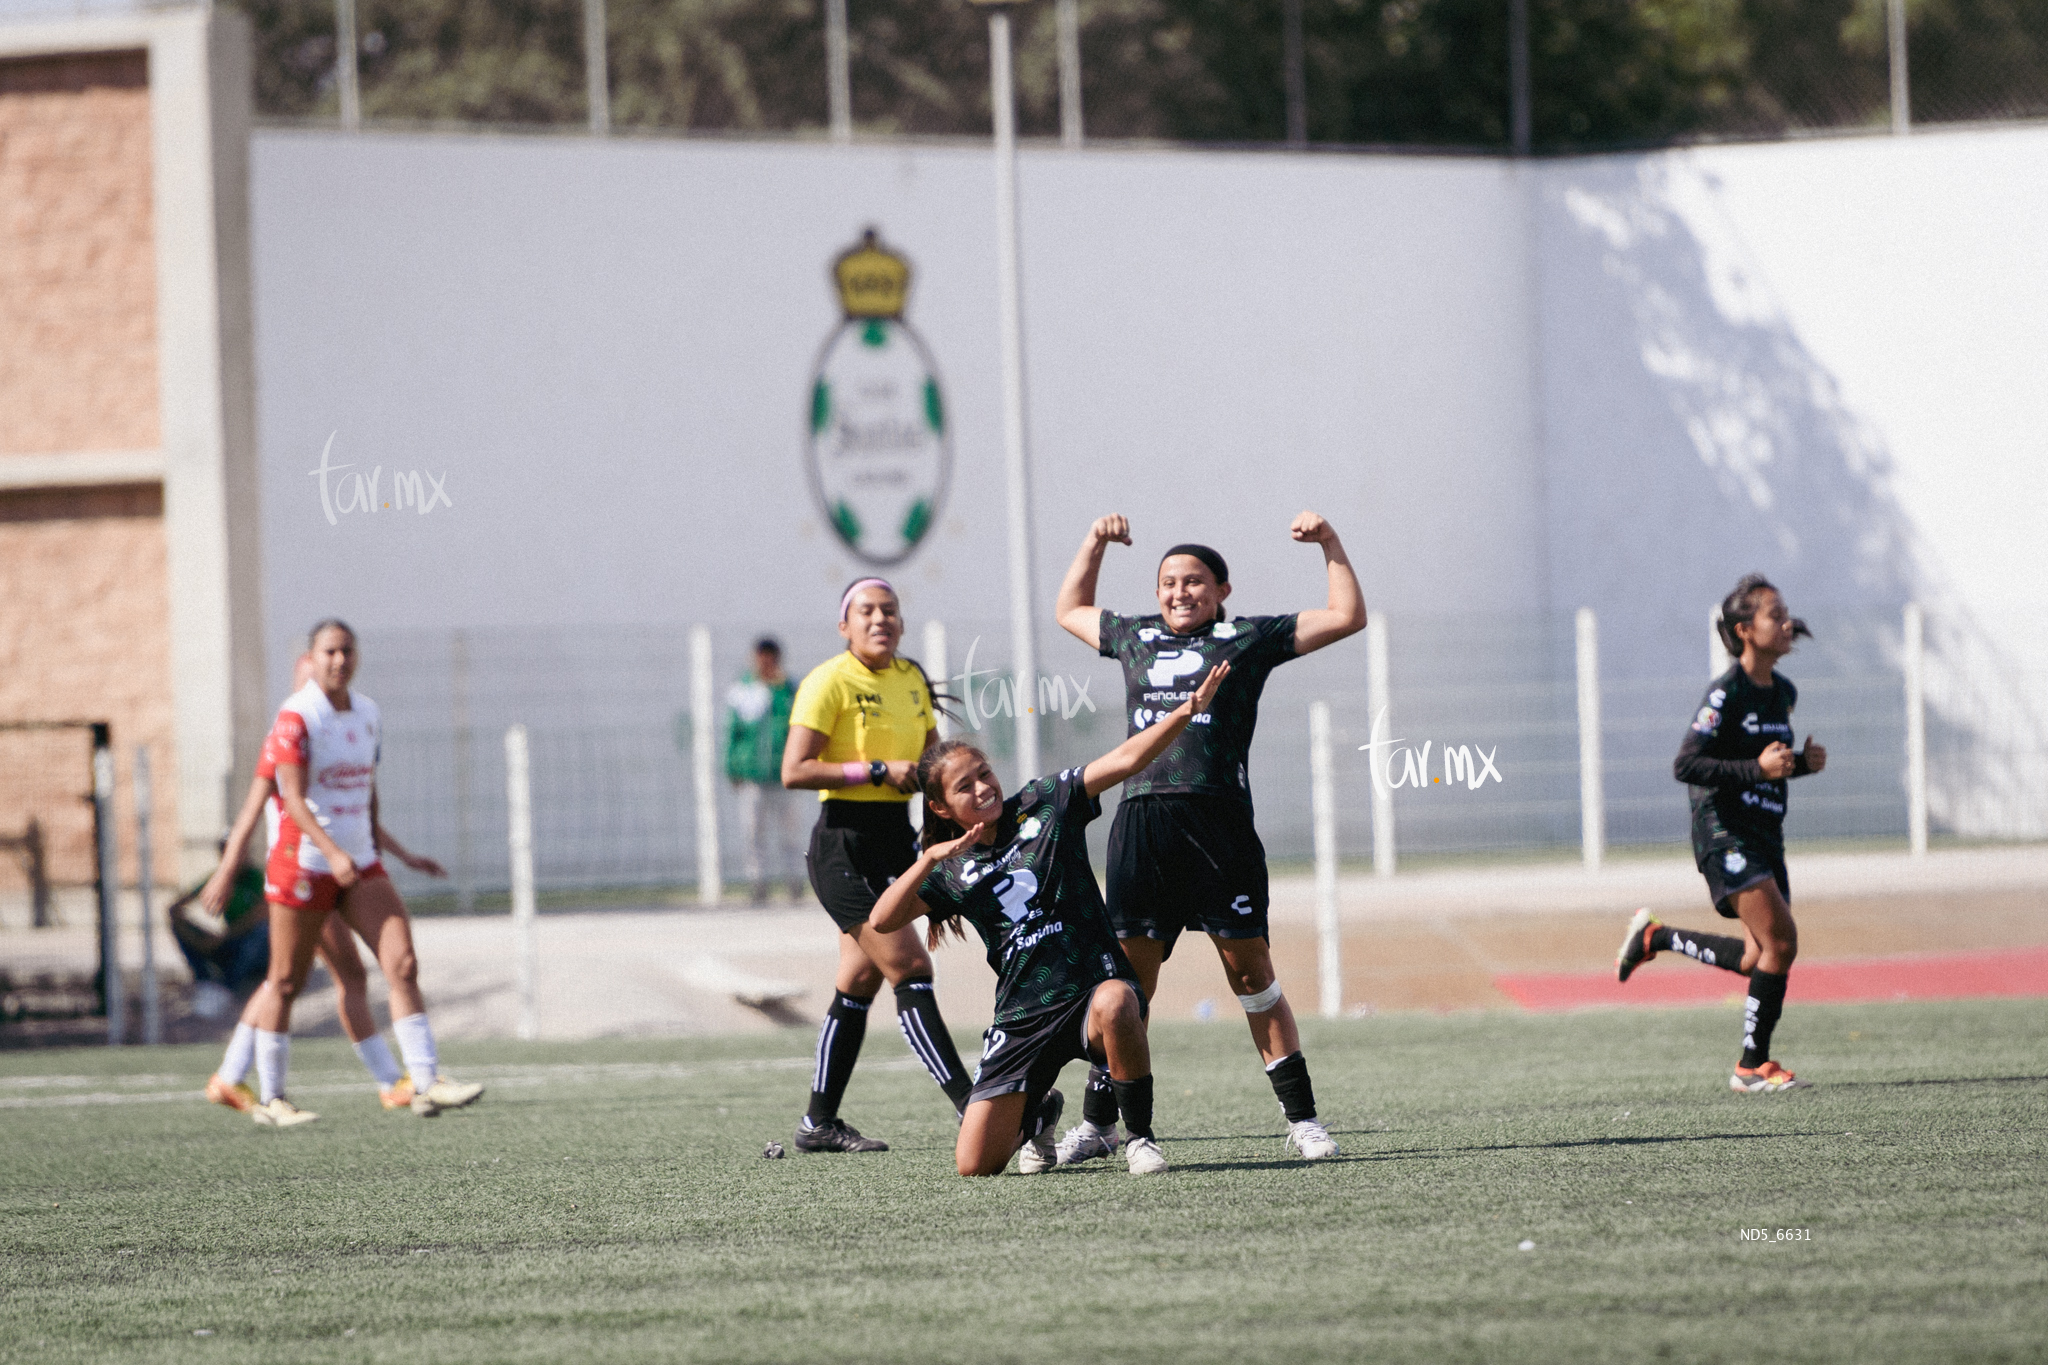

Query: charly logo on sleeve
<box><xmin>804</xmin><ymin>228</ymin><xmax>951</xmax><ymax>566</ymax></box>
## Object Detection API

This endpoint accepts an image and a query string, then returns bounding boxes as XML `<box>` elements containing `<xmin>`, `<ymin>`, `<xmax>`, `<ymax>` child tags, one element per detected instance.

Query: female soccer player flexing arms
<box><xmin>244</xmin><ymin>621</ymin><xmax>480</xmax><ymax>1126</ymax></box>
<box><xmin>781</xmin><ymin>579</ymin><xmax>975</xmax><ymax>1153</ymax></box>
<box><xmin>1615</xmin><ymin>575</ymin><xmax>1826</xmax><ymax>1093</ymax></box>
<box><xmin>870</xmin><ymin>661</ymin><xmax>1231</xmax><ymax>1176</ymax></box>
<box><xmin>1053</xmin><ymin>511</ymin><xmax>1366</xmax><ymax>1162</ymax></box>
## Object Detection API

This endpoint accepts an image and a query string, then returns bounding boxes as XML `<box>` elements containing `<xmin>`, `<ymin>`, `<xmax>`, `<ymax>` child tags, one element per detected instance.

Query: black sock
<box><xmin>1266</xmin><ymin>1051</ymin><xmax>1316</xmax><ymax>1123</ymax></box>
<box><xmin>1652</xmin><ymin>926</ymin><xmax>1749</xmax><ymax>975</ymax></box>
<box><xmin>806</xmin><ymin>991</ymin><xmax>871</xmax><ymax>1123</ymax></box>
<box><xmin>893</xmin><ymin>978</ymin><xmax>973</xmax><ymax>1111</ymax></box>
<box><xmin>1109</xmin><ymin>1075</ymin><xmax>1154</xmax><ymax>1140</ymax></box>
<box><xmin>1740</xmin><ymin>969</ymin><xmax>1788</xmax><ymax>1069</ymax></box>
<box><xmin>1081</xmin><ymin>1064</ymin><xmax>1119</xmax><ymax>1128</ymax></box>
<box><xmin>1021</xmin><ymin>1088</ymin><xmax>1062</xmax><ymax>1145</ymax></box>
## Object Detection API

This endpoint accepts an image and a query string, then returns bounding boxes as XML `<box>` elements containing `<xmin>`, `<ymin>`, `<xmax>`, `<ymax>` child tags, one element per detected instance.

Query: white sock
<box><xmin>254</xmin><ymin>1030</ymin><xmax>289</xmax><ymax>1103</ymax></box>
<box><xmin>1084</xmin><ymin>1119</ymin><xmax>1117</xmax><ymax>1138</ymax></box>
<box><xmin>217</xmin><ymin>1023</ymin><xmax>257</xmax><ymax>1085</ymax></box>
<box><xmin>391</xmin><ymin>1012</ymin><xmax>438</xmax><ymax>1092</ymax></box>
<box><xmin>352</xmin><ymin>1035</ymin><xmax>405</xmax><ymax>1089</ymax></box>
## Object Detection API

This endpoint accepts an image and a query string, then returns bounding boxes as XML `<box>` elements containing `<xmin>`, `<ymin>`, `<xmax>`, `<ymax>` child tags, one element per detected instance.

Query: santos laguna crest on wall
<box><xmin>803</xmin><ymin>228</ymin><xmax>952</xmax><ymax>566</ymax></box>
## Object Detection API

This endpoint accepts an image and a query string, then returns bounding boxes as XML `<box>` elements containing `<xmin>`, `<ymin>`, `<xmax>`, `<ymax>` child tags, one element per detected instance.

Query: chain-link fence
<box><xmin>347</xmin><ymin>604</ymin><xmax>2046</xmax><ymax>908</ymax></box>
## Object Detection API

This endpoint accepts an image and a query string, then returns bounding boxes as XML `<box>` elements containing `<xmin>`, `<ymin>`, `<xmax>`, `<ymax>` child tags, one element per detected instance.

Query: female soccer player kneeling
<box><xmin>867</xmin><ymin>662</ymin><xmax>1232</xmax><ymax>1177</ymax></box>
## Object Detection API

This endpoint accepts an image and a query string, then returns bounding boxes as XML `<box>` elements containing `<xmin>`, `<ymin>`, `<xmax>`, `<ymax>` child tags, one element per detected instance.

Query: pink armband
<box><xmin>842</xmin><ymin>761</ymin><xmax>869</xmax><ymax>785</ymax></box>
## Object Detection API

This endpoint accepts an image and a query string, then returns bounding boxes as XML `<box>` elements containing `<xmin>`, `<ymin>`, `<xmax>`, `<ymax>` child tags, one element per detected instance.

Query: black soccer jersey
<box><xmin>916</xmin><ymin>767</ymin><xmax>1136</xmax><ymax>1025</ymax></box>
<box><xmin>1097</xmin><ymin>611</ymin><xmax>1299</xmax><ymax>805</ymax></box>
<box><xmin>1674</xmin><ymin>665</ymin><xmax>1812</xmax><ymax>859</ymax></box>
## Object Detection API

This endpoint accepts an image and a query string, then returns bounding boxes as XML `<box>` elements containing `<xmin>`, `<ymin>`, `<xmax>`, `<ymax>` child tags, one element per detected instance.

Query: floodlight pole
<box><xmin>1887</xmin><ymin>0</ymin><xmax>1910</xmax><ymax>134</ymax></box>
<box><xmin>584</xmin><ymin>0</ymin><xmax>610</xmax><ymax>134</ymax></box>
<box><xmin>1508</xmin><ymin>0</ymin><xmax>1530</xmax><ymax>155</ymax></box>
<box><xmin>335</xmin><ymin>0</ymin><xmax>361</xmax><ymax>131</ymax></box>
<box><xmin>975</xmin><ymin>0</ymin><xmax>1042</xmax><ymax>786</ymax></box>
<box><xmin>827</xmin><ymin>0</ymin><xmax>853</xmax><ymax>143</ymax></box>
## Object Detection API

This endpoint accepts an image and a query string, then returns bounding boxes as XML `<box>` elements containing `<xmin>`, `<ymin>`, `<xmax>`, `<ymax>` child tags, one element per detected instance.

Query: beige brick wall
<box><xmin>0</xmin><ymin>486</ymin><xmax>179</xmax><ymax>890</ymax></box>
<box><xmin>0</xmin><ymin>49</ymin><xmax>178</xmax><ymax>894</ymax></box>
<box><xmin>0</xmin><ymin>49</ymin><xmax>159</xmax><ymax>457</ymax></box>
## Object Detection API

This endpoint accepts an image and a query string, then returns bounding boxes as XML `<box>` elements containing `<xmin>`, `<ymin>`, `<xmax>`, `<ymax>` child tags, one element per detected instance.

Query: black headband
<box><xmin>1160</xmin><ymin>543</ymin><xmax>1228</xmax><ymax>585</ymax></box>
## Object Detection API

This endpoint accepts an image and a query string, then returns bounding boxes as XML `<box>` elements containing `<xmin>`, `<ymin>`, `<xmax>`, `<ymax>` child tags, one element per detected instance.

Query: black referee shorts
<box><xmin>806</xmin><ymin>799</ymin><xmax>918</xmax><ymax>934</ymax></box>
<box><xmin>1105</xmin><ymin>794</ymin><xmax>1270</xmax><ymax>960</ymax></box>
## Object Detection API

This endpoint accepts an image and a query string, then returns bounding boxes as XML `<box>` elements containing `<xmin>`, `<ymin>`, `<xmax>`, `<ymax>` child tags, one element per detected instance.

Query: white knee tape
<box><xmin>1236</xmin><ymin>982</ymin><xmax>1283</xmax><ymax>1014</ymax></box>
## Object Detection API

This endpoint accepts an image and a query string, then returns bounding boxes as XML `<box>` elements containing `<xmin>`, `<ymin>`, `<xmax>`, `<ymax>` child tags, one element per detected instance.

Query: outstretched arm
<box><xmin>1056</xmin><ymin>515</ymin><xmax>1132</xmax><ymax>650</ymax></box>
<box><xmin>1082</xmin><ymin>662</ymin><xmax>1231</xmax><ymax>797</ymax></box>
<box><xmin>199</xmin><ymin>771</ymin><xmax>273</xmax><ymax>913</ymax></box>
<box><xmin>1288</xmin><ymin>511</ymin><xmax>1367</xmax><ymax>656</ymax></box>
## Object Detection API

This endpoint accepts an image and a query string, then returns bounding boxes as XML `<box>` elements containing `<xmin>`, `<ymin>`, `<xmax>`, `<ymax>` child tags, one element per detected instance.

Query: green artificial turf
<box><xmin>2</xmin><ymin>1000</ymin><xmax>2044</xmax><ymax>1364</ymax></box>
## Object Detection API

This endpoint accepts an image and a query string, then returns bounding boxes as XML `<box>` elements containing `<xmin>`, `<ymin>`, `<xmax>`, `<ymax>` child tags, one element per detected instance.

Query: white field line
<box><xmin>0</xmin><ymin>1055</ymin><xmax>924</xmax><ymax>1110</ymax></box>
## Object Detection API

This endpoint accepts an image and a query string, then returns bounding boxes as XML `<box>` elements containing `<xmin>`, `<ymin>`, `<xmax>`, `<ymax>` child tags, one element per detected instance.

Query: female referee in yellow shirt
<box><xmin>781</xmin><ymin>577</ymin><xmax>974</xmax><ymax>1152</ymax></box>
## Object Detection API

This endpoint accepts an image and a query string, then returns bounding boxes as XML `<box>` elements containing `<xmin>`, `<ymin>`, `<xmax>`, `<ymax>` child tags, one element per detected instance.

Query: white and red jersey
<box><xmin>261</xmin><ymin>681</ymin><xmax>382</xmax><ymax>875</ymax></box>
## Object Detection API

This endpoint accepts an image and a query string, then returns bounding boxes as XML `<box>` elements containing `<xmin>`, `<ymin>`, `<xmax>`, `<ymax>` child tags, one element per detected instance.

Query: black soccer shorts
<box><xmin>967</xmin><ymin>982</ymin><xmax>1144</xmax><ymax>1107</ymax></box>
<box><xmin>1105</xmin><ymin>794</ymin><xmax>1270</xmax><ymax>959</ymax></box>
<box><xmin>1698</xmin><ymin>841</ymin><xmax>1789</xmax><ymax>920</ymax></box>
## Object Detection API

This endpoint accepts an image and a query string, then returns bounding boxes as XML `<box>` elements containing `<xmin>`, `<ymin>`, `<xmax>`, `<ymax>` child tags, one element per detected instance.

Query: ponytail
<box><xmin>899</xmin><ymin>655</ymin><xmax>962</xmax><ymax>727</ymax></box>
<box><xmin>1717</xmin><ymin>573</ymin><xmax>1811</xmax><ymax>661</ymax></box>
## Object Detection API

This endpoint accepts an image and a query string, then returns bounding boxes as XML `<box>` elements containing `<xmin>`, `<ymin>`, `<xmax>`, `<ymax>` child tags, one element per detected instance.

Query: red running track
<box><xmin>1495</xmin><ymin>945</ymin><xmax>2048</xmax><ymax>1012</ymax></box>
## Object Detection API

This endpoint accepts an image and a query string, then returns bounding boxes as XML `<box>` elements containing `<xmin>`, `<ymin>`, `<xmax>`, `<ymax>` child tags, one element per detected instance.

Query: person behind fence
<box><xmin>780</xmin><ymin>578</ymin><xmax>975</xmax><ymax>1153</ymax></box>
<box><xmin>724</xmin><ymin>637</ymin><xmax>801</xmax><ymax>902</ymax></box>
<box><xmin>168</xmin><ymin>835</ymin><xmax>270</xmax><ymax>1016</ymax></box>
<box><xmin>1615</xmin><ymin>573</ymin><xmax>1826</xmax><ymax>1094</ymax></box>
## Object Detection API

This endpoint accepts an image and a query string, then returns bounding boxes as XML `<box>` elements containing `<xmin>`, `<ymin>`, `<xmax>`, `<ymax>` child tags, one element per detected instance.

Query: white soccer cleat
<box><xmin>1124</xmin><ymin>1135</ymin><xmax>1168</xmax><ymax>1175</ymax></box>
<box><xmin>250</xmin><ymin>1097</ymin><xmax>318</xmax><ymax>1128</ymax></box>
<box><xmin>411</xmin><ymin>1075</ymin><xmax>485</xmax><ymax>1116</ymax></box>
<box><xmin>1286</xmin><ymin>1119</ymin><xmax>1339</xmax><ymax>1160</ymax></box>
<box><xmin>1053</xmin><ymin>1123</ymin><xmax>1121</xmax><ymax>1166</ymax></box>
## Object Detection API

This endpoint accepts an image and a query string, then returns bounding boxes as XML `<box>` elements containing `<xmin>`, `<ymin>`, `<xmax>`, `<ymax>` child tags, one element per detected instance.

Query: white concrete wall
<box><xmin>247</xmin><ymin>124</ymin><xmax>2048</xmax><ymax>834</ymax></box>
<box><xmin>248</xmin><ymin>132</ymin><xmax>1541</xmax><ymax>670</ymax></box>
<box><xmin>1533</xmin><ymin>126</ymin><xmax>2048</xmax><ymax>683</ymax></box>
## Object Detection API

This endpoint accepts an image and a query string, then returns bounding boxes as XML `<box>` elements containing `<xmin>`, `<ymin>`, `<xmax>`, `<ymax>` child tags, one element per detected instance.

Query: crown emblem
<box><xmin>833</xmin><ymin>228</ymin><xmax>910</xmax><ymax>319</ymax></box>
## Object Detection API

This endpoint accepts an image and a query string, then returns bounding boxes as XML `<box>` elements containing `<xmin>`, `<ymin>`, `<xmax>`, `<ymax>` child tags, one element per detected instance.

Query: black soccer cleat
<box><xmin>793</xmin><ymin>1116</ymin><xmax>890</xmax><ymax>1153</ymax></box>
<box><xmin>1616</xmin><ymin>908</ymin><xmax>1660</xmax><ymax>984</ymax></box>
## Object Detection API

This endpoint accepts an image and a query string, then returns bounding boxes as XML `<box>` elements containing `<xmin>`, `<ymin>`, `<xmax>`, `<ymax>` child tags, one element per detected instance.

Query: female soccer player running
<box><xmin>244</xmin><ymin>621</ymin><xmax>482</xmax><ymax>1126</ymax></box>
<box><xmin>1053</xmin><ymin>511</ymin><xmax>1366</xmax><ymax>1163</ymax></box>
<box><xmin>781</xmin><ymin>579</ymin><xmax>975</xmax><ymax>1153</ymax></box>
<box><xmin>1615</xmin><ymin>575</ymin><xmax>1826</xmax><ymax>1093</ymax></box>
<box><xmin>870</xmin><ymin>662</ymin><xmax>1232</xmax><ymax>1176</ymax></box>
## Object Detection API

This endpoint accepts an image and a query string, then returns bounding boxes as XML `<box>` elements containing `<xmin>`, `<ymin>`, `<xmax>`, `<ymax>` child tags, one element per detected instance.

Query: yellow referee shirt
<box><xmin>789</xmin><ymin>652</ymin><xmax>934</xmax><ymax>803</ymax></box>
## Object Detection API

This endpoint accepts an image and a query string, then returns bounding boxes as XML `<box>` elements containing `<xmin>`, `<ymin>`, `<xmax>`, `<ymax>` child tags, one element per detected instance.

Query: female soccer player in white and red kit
<box><xmin>243</xmin><ymin>620</ymin><xmax>480</xmax><ymax>1126</ymax></box>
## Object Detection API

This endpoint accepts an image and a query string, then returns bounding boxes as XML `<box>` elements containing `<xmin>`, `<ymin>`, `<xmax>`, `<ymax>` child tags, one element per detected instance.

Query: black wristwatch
<box><xmin>869</xmin><ymin>760</ymin><xmax>889</xmax><ymax>786</ymax></box>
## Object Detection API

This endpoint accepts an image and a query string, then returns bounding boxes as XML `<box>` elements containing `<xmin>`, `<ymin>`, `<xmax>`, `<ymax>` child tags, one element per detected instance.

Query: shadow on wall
<box><xmin>1531</xmin><ymin>155</ymin><xmax>2046</xmax><ymax>837</ymax></box>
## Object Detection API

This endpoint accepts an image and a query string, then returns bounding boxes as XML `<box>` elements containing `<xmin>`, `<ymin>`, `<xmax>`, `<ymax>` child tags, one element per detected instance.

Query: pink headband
<box><xmin>840</xmin><ymin>578</ymin><xmax>895</xmax><ymax>620</ymax></box>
